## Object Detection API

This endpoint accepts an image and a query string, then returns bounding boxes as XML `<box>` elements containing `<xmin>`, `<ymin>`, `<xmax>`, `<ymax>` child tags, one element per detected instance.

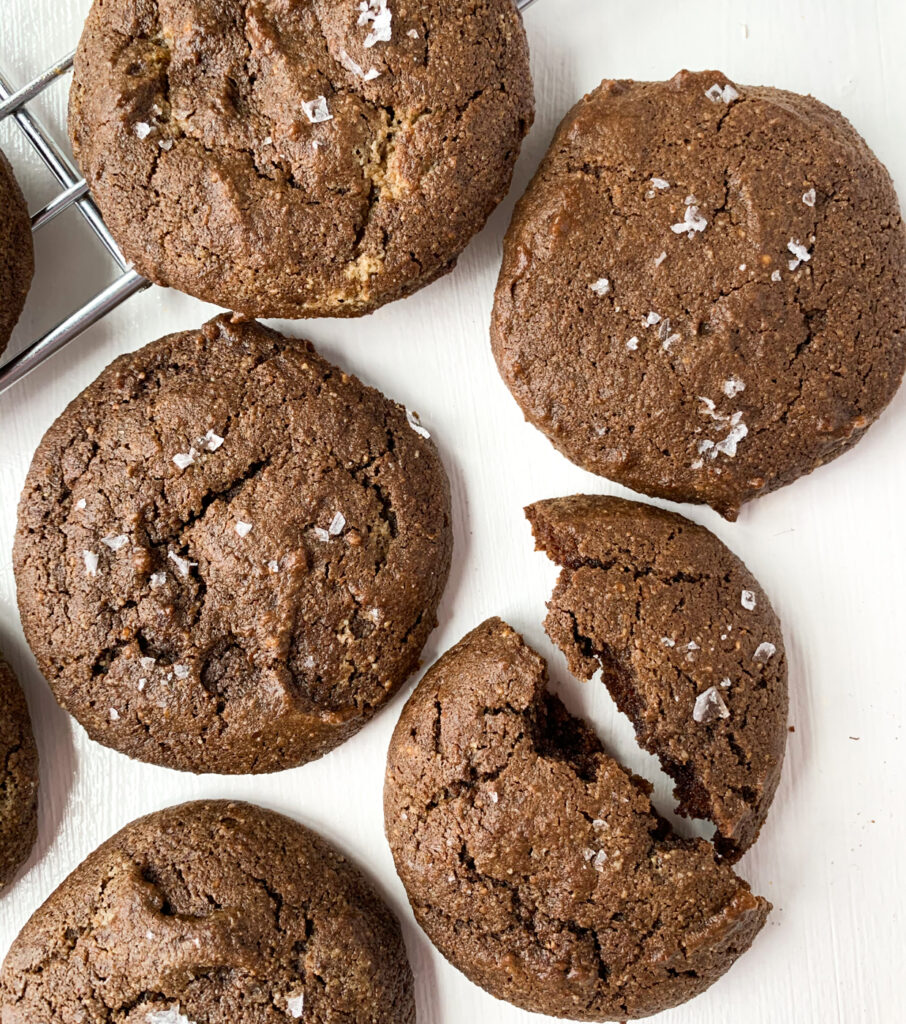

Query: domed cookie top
<box><xmin>492</xmin><ymin>70</ymin><xmax>906</xmax><ymax>518</ymax></box>
<box><xmin>0</xmin><ymin>653</ymin><xmax>39</xmax><ymax>889</ymax></box>
<box><xmin>526</xmin><ymin>495</ymin><xmax>788</xmax><ymax>860</ymax></box>
<box><xmin>69</xmin><ymin>0</ymin><xmax>533</xmax><ymax>319</ymax></box>
<box><xmin>0</xmin><ymin>800</ymin><xmax>415</xmax><ymax>1023</ymax></box>
<box><xmin>0</xmin><ymin>149</ymin><xmax>34</xmax><ymax>358</ymax></box>
<box><xmin>14</xmin><ymin>314</ymin><xmax>452</xmax><ymax>774</ymax></box>
<box><xmin>385</xmin><ymin>617</ymin><xmax>769</xmax><ymax>1021</ymax></box>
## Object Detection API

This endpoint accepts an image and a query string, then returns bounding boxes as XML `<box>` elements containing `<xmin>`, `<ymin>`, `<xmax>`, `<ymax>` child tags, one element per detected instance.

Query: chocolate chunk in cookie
<box><xmin>492</xmin><ymin>70</ymin><xmax>906</xmax><ymax>518</ymax></box>
<box><xmin>0</xmin><ymin>149</ymin><xmax>34</xmax><ymax>358</ymax></box>
<box><xmin>14</xmin><ymin>314</ymin><xmax>452</xmax><ymax>774</ymax></box>
<box><xmin>385</xmin><ymin>617</ymin><xmax>770</xmax><ymax>1020</ymax></box>
<box><xmin>1</xmin><ymin>800</ymin><xmax>414</xmax><ymax>1023</ymax></box>
<box><xmin>69</xmin><ymin>0</ymin><xmax>533</xmax><ymax>318</ymax></box>
<box><xmin>526</xmin><ymin>495</ymin><xmax>788</xmax><ymax>860</ymax></box>
<box><xmin>0</xmin><ymin>652</ymin><xmax>39</xmax><ymax>890</ymax></box>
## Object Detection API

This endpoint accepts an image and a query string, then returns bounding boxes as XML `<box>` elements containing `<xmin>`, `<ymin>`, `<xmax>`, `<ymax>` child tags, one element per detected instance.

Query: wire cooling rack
<box><xmin>0</xmin><ymin>0</ymin><xmax>540</xmax><ymax>397</ymax></box>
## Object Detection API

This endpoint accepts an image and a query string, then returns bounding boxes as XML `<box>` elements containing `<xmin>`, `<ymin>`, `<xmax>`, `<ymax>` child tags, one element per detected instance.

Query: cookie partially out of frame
<box><xmin>14</xmin><ymin>314</ymin><xmax>452</xmax><ymax>774</ymax></box>
<box><xmin>0</xmin><ymin>652</ymin><xmax>39</xmax><ymax>889</ymax></box>
<box><xmin>0</xmin><ymin>148</ymin><xmax>34</xmax><ymax>358</ymax></box>
<box><xmin>0</xmin><ymin>800</ymin><xmax>415</xmax><ymax>1024</ymax></box>
<box><xmin>385</xmin><ymin>618</ymin><xmax>770</xmax><ymax>1021</ymax></box>
<box><xmin>527</xmin><ymin>495</ymin><xmax>788</xmax><ymax>860</ymax></box>
<box><xmin>492</xmin><ymin>70</ymin><xmax>906</xmax><ymax>519</ymax></box>
<box><xmin>69</xmin><ymin>0</ymin><xmax>534</xmax><ymax>319</ymax></box>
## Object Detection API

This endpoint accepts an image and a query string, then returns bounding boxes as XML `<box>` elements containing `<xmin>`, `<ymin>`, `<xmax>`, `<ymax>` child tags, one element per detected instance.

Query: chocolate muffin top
<box><xmin>527</xmin><ymin>495</ymin><xmax>788</xmax><ymax>861</ymax></box>
<box><xmin>0</xmin><ymin>653</ymin><xmax>39</xmax><ymax>889</ymax></box>
<box><xmin>492</xmin><ymin>70</ymin><xmax>906</xmax><ymax>519</ymax></box>
<box><xmin>0</xmin><ymin>148</ymin><xmax>34</xmax><ymax>358</ymax></box>
<box><xmin>69</xmin><ymin>0</ymin><xmax>533</xmax><ymax>318</ymax></box>
<box><xmin>0</xmin><ymin>800</ymin><xmax>415</xmax><ymax>1024</ymax></box>
<box><xmin>385</xmin><ymin>618</ymin><xmax>770</xmax><ymax>1021</ymax></box>
<box><xmin>14</xmin><ymin>314</ymin><xmax>452</xmax><ymax>774</ymax></box>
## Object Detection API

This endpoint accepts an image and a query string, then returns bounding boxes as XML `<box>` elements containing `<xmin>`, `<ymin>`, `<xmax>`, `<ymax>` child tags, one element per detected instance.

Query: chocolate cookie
<box><xmin>0</xmin><ymin>653</ymin><xmax>39</xmax><ymax>889</ymax></box>
<box><xmin>526</xmin><ymin>495</ymin><xmax>788</xmax><ymax>860</ymax></box>
<box><xmin>0</xmin><ymin>148</ymin><xmax>34</xmax><ymax>358</ymax></box>
<box><xmin>492</xmin><ymin>70</ymin><xmax>906</xmax><ymax>519</ymax></box>
<box><xmin>14</xmin><ymin>314</ymin><xmax>452</xmax><ymax>774</ymax></box>
<box><xmin>385</xmin><ymin>618</ymin><xmax>770</xmax><ymax>1020</ymax></box>
<box><xmin>0</xmin><ymin>800</ymin><xmax>415</xmax><ymax>1023</ymax></box>
<box><xmin>69</xmin><ymin>0</ymin><xmax>533</xmax><ymax>319</ymax></box>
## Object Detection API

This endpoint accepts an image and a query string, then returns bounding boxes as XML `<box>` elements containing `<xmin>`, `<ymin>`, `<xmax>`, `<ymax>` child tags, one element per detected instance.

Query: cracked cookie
<box><xmin>526</xmin><ymin>495</ymin><xmax>788</xmax><ymax>861</ymax></box>
<box><xmin>491</xmin><ymin>69</ymin><xmax>906</xmax><ymax>519</ymax></box>
<box><xmin>68</xmin><ymin>0</ymin><xmax>534</xmax><ymax>319</ymax></box>
<box><xmin>0</xmin><ymin>800</ymin><xmax>415</xmax><ymax>1023</ymax></box>
<box><xmin>0</xmin><ymin>652</ymin><xmax>39</xmax><ymax>889</ymax></box>
<box><xmin>385</xmin><ymin>617</ymin><xmax>770</xmax><ymax>1021</ymax></box>
<box><xmin>14</xmin><ymin>314</ymin><xmax>452</xmax><ymax>774</ymax></box>
<box><xmin>0</xmin><ymin>148</ymin><xmax>34</xmax><ymax>359</ymax></box>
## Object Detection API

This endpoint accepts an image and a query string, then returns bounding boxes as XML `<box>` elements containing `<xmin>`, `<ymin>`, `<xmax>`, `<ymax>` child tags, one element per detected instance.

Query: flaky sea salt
<box><xmin>654</xmin><ymin>250</ymin><xmax>667</xmax><ymax>267</ymax></box>
<box><xmin>338</xmin><ymin>48</ymin><xmax>381</xmax><ymax>81</ymax></box>
<box><xmin>714</xmin><ymin>419</ymin><xmax>748</xmax><ymax>458</ymax></box>
<box><xmin>109</xmin><ymin>708</ymin><xmax>120</xmax><ymax>721</ymax></box>
<box><xmin>720</xmin><ymin>677</ymin><xmax>733</xmax><ymax>688</ymax></box>
<box><xmin>167</xmin><ymin>550</ymin><xmax>195</xmax><ymax>577</ymax></box>
<box><xmin>661</xmin><ymin>637</ymin><xmax>676</xmax><ymax>648</ymax></box>
<box><xmin>753</xmin><ymin>641</ymin><xmax>777</xmax><ymax>664</ymax></box>
<box><xmin>723</xmin><ymin>376</ymin><xmax>745</xmax><ymax>399</ymax></box>
<box><xmin>787</xmin><ymin>238</ymin><xmax>812</xmax><ymax>271</ymax></box>
<box><xmin>314</xmin><ymin>527</ymin><xmax>331</xmax><ymax>543</ymax></box>
<box><xmin>406</xmin><ymin>409</ymin><xmax>431</xmax><ymax>438</ymax></box>
<box><xmin>705</xmin><ymin>82</ymin><xmax>740</xmax><ymax>104</ymax></box>
<box><xmin>302</xmin><ymin>96</ymin><xmax>333</xmax><ymax>124</ymax></box>
<box><xmin>329</xmin><ymin>512</ymin><xmax>346</xmax><ymax>536</ymax></box>
<box><xmin>173</xmin><ymin>664</ymin><xmax>190</xmax><ymax>679</ymax></box>
<box><xmin>201</xmin><ymin>429</ymin><xmax>224</xmax><ymax>452</ymax></box>
<box><xmin>150</xmin><ymin>572</ymin><xmax>167</xmax><ymax>589</ymax></box>
<box><xmin>172</xmin><ymin>449</ymin><xmax>197</xmax><ymax>471</ymax></box>
<box><xmin>626</xmin><ymin>336</ymin><xmax>639</xmax><ymax>351</ymax></box>
<box><xmin>76</xmin><ymin>498</ymin><xmax>87</xmax><ymax>510</ymax></box>
<box><xmin>650</xmin><ymin>177</ymin><xmax>670</xmax><ymax>190</ymax></box>
<box><xmin>771</xmin><ymin>269</ymin><xmax>782</xmax><ymax>282</ymax></box>
<box><xmin>268</xmin><ymin>560</ymin><xmax>280</xmax><ymax>573</ymax></box>
<box><xmin>645</xmin><ymin>311</ymin><xmax>661</xmax><ymax>327</ymax></box>
<box><xmin>671</xmin><ymin>203</ymin><xmax>708</xmax><ymax>237</ymax></box>
<box><xmin>359</xmin><ymin>0</ymin><xmax>392</xmax><ymax>47</ymax></box>
<box><xmin>592</xmin><ymin>849</ymin><xmax>608</xmax><ymax>870</ymax></box>
<box><xmin>287</xmin><ymin>993</ymin><xmax>305</xmax><ymax>1019</ymax></box>
<box><xmin>102</xmin><ymin>534</ymin><xmax>129</xmax><ymax>551</ymax></box>
<box><xmin>147</xmin><ymin>1008</ymin><xmax>195</xmax><ymax>1024</ymax></box>
<box><xmin>590</xmin><ymin>277</ymin><xmax>611</xmax><ymax>297</ymax></box>
<box><xmin>802</xmin><ymin>188</ymin><xmax>816</xmax><ymax>207</ymax></box>
<box><xmin>159</xmin><ymin>138</ymin><xmax>173</xmax><ymax>151</ymax></box>
<box><xmin>235</xmin><ymin>521</ymin><xmax>253</xmax><ymax>538</ymax></box>
<box><xmin>693</xmin><ymin>686</ymin><xmax>730</xmax><ymax>723</ymax></box>
<box><xmin>741</xmin><ymin>589</ymin><xmax>757</xmax><ymax>611</ymax></box>
<box><xmin>407</xmin><ymin>28</ymin><xmax>419</xmax><ymax>38</ymax></box>
<box><xmin>83</xmin><ymin>551</ymin><xmax>99</xmax><ymax>576</ymax></box>
<box><xmin>140</xmin><ymin>657</ymin><xmax>156</xmax><ymax>671</ymax></box>
<box><xmin>134</xmin><ymin>121</ymin><xmax>152</xmax><ymax>139</ymax></box>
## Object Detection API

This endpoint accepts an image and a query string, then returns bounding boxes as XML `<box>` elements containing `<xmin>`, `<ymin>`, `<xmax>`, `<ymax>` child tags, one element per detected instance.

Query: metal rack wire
<box><xmin>0</xmin><ymin>0</ymin><xmax>540</xmax><ymax>397</ymax></box>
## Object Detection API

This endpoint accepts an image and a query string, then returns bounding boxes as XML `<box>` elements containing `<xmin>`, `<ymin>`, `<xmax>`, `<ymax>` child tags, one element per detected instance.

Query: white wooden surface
<box><xmin>2</xmin><ymin>1</ymin><xmax>905</xmax><ymax>1021</ymax></box>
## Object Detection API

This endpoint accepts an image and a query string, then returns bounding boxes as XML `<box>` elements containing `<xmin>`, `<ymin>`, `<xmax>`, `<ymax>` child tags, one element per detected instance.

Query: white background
<box><xmin>2</xmin><ymin>1</ymin><xmax>905</xmax><ymax>1021</ymax></box>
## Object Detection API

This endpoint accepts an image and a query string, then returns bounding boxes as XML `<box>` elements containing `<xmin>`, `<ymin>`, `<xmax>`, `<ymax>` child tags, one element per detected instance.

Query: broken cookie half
<box><xmin>526</xmin><ymin>494</ymin><xmax>788</xmax><ymax>861</ymax></box>
<box><xmin>385</xmin><ymin>617</ymin><xmax>770</xmax><ymax>1021</ymax></box>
